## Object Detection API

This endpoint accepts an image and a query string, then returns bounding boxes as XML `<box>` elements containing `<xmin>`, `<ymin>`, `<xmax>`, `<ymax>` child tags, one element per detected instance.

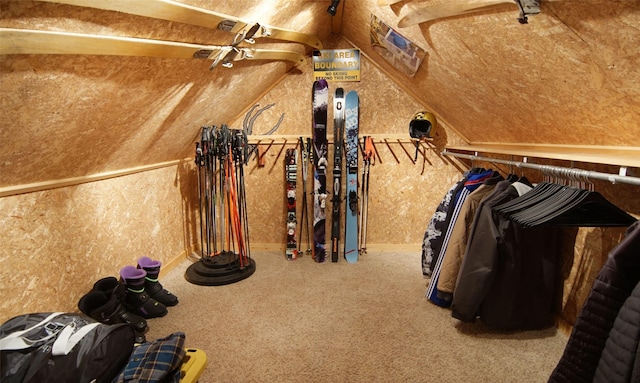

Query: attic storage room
<box><xmin>1</xmin><ymin>0</ymin><xmax>640</xmax><ymax>381</ymax></box>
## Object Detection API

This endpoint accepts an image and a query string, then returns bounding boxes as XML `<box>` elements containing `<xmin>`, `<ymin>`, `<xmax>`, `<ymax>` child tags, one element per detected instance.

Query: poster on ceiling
<box><xmin>370</xmin><ymin>14</ymin><xmax>426</xmax><ymax>77</ymax></box>
<box><xmin>313</xmin><ymin>49</ymin><xmax>361</xmax><ymax>82</ymax></box>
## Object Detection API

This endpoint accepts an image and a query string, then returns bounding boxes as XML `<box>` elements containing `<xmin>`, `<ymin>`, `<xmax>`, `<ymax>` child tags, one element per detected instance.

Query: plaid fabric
<box><xmin>112</xmin><ymin>331</ymin><xmax>185</xmax><ymax>383</ymax></box>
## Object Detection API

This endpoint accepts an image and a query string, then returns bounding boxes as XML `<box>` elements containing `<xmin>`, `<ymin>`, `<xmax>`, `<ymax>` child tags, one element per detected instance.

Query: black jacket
<box><xmin>549</xmin><ymin>220</ymin><xmax>640</xmax><ymax>383</ymax></box>
<box><xmin>593</xmin><ymin>279</ymin><xmax>640</xmax><ymax>383</ymax></box>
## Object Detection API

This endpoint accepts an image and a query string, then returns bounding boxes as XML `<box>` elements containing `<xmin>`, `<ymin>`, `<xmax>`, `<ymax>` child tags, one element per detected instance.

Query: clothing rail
<box><xmin>442</xmin><ymin>149</ymin><xmax>640</xmax><ymax>186</ymax></box>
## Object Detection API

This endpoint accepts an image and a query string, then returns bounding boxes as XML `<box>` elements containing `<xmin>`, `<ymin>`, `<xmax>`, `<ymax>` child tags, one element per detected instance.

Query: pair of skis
<box><xmin>377</xmin><ymin>0</ymin><xmax>540</xmax><ymax>26</ymax></box>
<box><xmin>1</xmin><ymin>0</ymin><xmax>321</xmax><ymax>67</ymax></box>
<box><xmin>285</xmin><ymin>148</ymin><xmax>298</xmax><ymax>261</ymax></box>
<box><xmin>311</xmin><ymin>80</ymin><xmax>361</xmax><ymax>263</ymax></box>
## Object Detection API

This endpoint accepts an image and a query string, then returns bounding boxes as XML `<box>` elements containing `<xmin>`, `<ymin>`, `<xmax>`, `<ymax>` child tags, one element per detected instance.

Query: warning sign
<box><xmin>313</xmin><ymin>49</ymin><xmax>361</xmax><ymax>82</ymax></box>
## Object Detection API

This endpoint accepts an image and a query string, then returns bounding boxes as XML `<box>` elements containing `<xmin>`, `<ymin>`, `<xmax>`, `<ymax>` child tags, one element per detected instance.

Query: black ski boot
<box><xmin>137</xmin><ymin>256</ymin><xmax>179</xmax><ymax>307</ymax></box>
<box><xmin>119</xmin><ymin>266</ymin><xmax>168</xmax><ymax>319</ymax></box>
<box><xmin>78</xmin><ymin>276</ymin><xmax>148</xmax><ymax>343</ymax></box>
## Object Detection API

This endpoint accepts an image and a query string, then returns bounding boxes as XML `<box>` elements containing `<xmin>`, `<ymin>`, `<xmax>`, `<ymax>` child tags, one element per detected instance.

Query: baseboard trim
<box><xmin>234</xmin><ymin>243</ymin><xmax>422</xmax><ymax>253</ymax></box>
<box><xmin>159</xmin><ymin>248</ymin><xmax>192</xmax><ymax>277</ymax></box>
<box><xmin>161</xmin><ymin>243</ymin><xmax>422</xmax><ymax>273</ymax></box>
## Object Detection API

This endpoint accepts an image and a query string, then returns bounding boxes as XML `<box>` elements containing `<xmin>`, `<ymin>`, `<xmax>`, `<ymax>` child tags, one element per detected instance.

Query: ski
<box><xmin>285</xmin><ymin>148</ymin><xmax>298</xmax><ymax>261</ymax></box>
<box><xmin>330</xmin><ymin>88</ymin><xmax>345</xmax><ymax>263</ymax></box>
<box><xmin>312</xmin><ymin>80</ymin><xmax>329</xmax><ymax>263</ymax></box>
<box><xmin>0</xmin><ymin>28</ymin><xmax>306</xmax><ymax>67</ymax></box>
<box><xmin>37</xmin><ymin>0</ymin><xmax>322</xmax><ymax>49</ymax></box>
<box><xmin>344</xmin><ymin>90</ymin><xmax>360</xmax><ymax>263</ymax></box>
<box><xmin>398</xmin><ymin>0</ymin><xmax>540</xmax><ymax>27</ymax></box>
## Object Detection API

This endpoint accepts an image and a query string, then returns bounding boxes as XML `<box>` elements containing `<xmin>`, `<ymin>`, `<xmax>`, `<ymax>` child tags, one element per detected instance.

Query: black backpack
<box><xmin>0</xmin><ymin>312</ymin><xmax>135</xmax><ymax>383</ymax></box>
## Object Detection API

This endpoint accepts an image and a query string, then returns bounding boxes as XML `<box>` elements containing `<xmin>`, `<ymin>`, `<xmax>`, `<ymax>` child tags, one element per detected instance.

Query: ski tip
<box><xmin>314</xmin><ymin>78</ymin><xmax>329</xmax><ymax>88</ymax></box>
<box><xmin>345</xmin><ymin>90</ymin><xmax>359</xmax><ymax>101</ymax></box>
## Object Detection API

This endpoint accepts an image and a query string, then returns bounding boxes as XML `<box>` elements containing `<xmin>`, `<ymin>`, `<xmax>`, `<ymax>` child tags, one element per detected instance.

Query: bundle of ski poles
<box><xmin>194</xmin><ymin>125</ymin><xmax>251</xmax><ymax>267</ymax></box>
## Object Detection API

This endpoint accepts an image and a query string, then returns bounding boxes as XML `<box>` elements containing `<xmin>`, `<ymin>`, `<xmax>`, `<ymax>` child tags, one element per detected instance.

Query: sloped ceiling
<box><xmin>1</xmin><ymin>0</ymin><xmax>639</xmax><ymax>189</ymax></box>
<box><xmin>343</xmin><ymin>0</ymin><xmax>640</xmax><ymax>147</ymax></box>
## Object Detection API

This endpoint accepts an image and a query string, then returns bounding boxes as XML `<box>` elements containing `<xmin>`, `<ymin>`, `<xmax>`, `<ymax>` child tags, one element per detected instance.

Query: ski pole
<box><xmin>297</xmin><ymin>137</ymin><xmax>305</xmax><ymax>252</ymax></box>
<box><xmin>304</xmin><ymin>137</ymin><xmax>313</xmax><ymax>254</ymax></box>
<box><xmin>360</xmin><ymin>136</ymin><xmax>374</xmax><ymax>254</ymax></box>
<box><xmin>358</xmin><ymin>137</ymin><xmax>367</xmax><ymax>253</ymax></box>
<box><xmin>195</xmin><ymin>141</ymin><xmax>205</xmax><ymax>258</ymax></box>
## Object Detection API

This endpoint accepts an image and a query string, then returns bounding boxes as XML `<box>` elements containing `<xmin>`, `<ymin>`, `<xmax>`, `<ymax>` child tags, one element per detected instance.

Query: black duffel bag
<box><xmin>0</xmin><ymin>312</ymin><xmax>135</xmax><ymax>383</ymax></box>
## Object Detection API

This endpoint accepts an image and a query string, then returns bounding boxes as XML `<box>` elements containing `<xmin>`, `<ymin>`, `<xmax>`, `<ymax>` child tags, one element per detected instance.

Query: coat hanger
<box><xmin>503</xmin><ymin>167</ymin><xmax>581</xmax><ymax>225</ymax></box>
<box><xmin>533</xmin><ymin>190</ymin><xmax>636</xmax><ymax>227</ymax></box>
<box><xmin>511</xmin><ymin>185</ymin><xmax>587</xmax><ymax>227</ymax></box>
<box><xmin>496</xmin><ymin>164</ymin><xmax>574</xmax><ymax>215</ymax></box>
<box><xmin>519</xmin><ymin>169</ymin><xmax>590</xmax><ymax>222</ymax></box>
<box><xmin>496</xmin><ymin>168</ymin><xmax>636</xmax><ymax>228</ymax></box>
<box><xmin>494</xmin><ymin>180</ymin><xmax>561</xmax><ymax>216</ymax></box>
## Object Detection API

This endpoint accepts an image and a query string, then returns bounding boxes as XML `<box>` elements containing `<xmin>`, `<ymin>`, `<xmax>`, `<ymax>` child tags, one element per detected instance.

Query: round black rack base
<box><xmin>185</xmin><ymin>251</ymin><xmax>256</xmax><ymax>286</ymax></box>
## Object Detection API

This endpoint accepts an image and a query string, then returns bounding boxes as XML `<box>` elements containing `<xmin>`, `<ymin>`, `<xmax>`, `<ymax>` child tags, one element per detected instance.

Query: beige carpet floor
<box><xmin>145</xmin><ymin>250</ymin><xmax>568</xmax><ymax>382</ymax></box>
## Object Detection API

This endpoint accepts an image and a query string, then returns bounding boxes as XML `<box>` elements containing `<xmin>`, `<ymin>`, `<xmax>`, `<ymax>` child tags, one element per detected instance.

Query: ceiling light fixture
<box><xmin>327</xmin><ymin>0</ymin><xmax>340</xmax><ymax>16</ymax></box>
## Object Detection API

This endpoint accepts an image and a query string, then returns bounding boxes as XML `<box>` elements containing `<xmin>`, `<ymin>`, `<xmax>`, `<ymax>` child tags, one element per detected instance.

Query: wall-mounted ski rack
<box><xmin>247</xmin><ymin>134</ymin><xmax>435</xmax><ymax>166</ymax></box>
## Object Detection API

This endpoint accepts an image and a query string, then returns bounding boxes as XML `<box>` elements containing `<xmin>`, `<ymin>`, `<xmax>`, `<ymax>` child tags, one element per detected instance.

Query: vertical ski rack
<box><xmin>186</xmin><ymin>125</ymin><xmax>256</xmax><ymax>286</ymax></box>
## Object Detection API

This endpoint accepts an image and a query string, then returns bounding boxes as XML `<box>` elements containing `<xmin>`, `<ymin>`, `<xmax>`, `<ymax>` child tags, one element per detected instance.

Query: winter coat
<box><xmin>549</xmin><ymin>220</ymin><xmax>640</xmax><ymax>383</ymax></box>
<box><xmin>426</xmin><ymin>169</ymin><xmax>494</xmax><ymax>307</ymax></box>
<box><xmin>593</xmin><ymin>280</ymin><xmax>640</xmax><ymax>383</ymax></box>
<box><xmin>421</xmin><ymin>176</ymin><xmax>466</xmax><ymax>277</ymax></box>
<box><xmin>437</xmin><ymin>173</ymin><xmax>503</xmax><ymax>300</ymax></box>
<box><xmin>451</xmin><ymin>181</ymin><xmax>560</xmax><ymax>330</ymax></box>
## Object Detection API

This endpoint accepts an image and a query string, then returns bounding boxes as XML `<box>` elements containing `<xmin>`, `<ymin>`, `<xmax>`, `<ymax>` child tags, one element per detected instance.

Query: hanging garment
<box><xmin>451</xmin><ymin>180</ymin><xmax>527</xmax><ymax>322</ymax></box>
<box><xmin>421</xmin><ymin>168</ymin><xmax>484</xmax><ymax>277</ymax></box>
<box><xmin>426</xmin><ymin>169</ymin><xmax>494</xmax><ymax>307</ymax></box>
<box><xmin>548</xmin><ymin>220</ymin><xmax>640</xmax><ymax>383</ymax></box>
<box><xmin>593</xmin><ymin>280</ymin><xmax>640</xmax><ymax>383</ymax></box>
<box><xmin>421</xmin><ymin>177</ymin><xmax>467</xmax><ymax>277</ymax></box>
<box><xmin>451</xmin><ymin>180</ymin><xmax>563</xmax><ymax>330</ymax></box>
<box><xmin>436</xmin><ymin>172</ymin><xmax>505</xmax><ymax>303</ymax></box>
